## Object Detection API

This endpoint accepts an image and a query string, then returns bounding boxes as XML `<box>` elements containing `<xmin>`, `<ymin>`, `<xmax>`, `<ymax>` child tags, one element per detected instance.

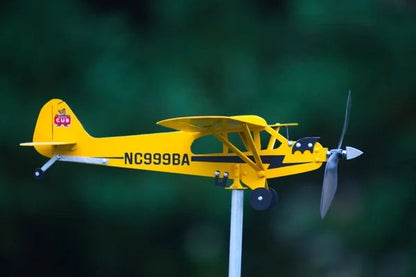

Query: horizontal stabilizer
<box><xmin>269</xmin><ymin>123</ymin><xmax>298</xmax><ymax>128</ymax></box>
<box><xmin>20</xmin><ymin>141</ymin><xmax>76</xmax><ymax>147</ymax></box>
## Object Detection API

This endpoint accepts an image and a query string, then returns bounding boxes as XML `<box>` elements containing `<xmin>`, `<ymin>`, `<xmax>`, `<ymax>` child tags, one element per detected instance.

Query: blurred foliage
<box><xmin>1</xmin><ymin>0</ymin><xmax>416</xmax><ymax>276</ymax></box>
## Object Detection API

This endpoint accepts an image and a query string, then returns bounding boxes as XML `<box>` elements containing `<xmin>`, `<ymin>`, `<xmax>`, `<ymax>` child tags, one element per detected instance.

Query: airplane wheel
<box><xmin>33</xmin><ymin>168</ymin><xmax>44</xmax><ymax>179</ymax></box>
<box><xmin>269</xmin><ymin>187</ymin><xmax>278</xmax><ymax>209</ymax></box>
<box><xmin>250</xmin><ymin>188</ymin><xmax>273</xmax><ymax>211</ymax></box>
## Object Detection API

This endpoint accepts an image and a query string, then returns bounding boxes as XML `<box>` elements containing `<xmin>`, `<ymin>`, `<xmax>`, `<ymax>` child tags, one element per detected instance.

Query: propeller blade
<box><xmin>319</xmin><ymin>92</ymin><xmax>363</xmax><ymax>218</ymax></box>
<box><xmin>320</xmin><ymin>152</ymin><xmax>341</xmax><ymax>218</ymax></box>
<box><xmin>345</xmin><ymin>146</ymin><xmax>363</xmax><ymax>160</ymax></box>
<box><xmin>337</xmin><ymin>90</ymin><xmax>352</xmax><ymax>149</ymax></box>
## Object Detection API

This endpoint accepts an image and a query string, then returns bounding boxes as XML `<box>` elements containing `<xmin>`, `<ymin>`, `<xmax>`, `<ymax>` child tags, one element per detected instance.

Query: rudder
<box><xmin>23</xmin><ymin>99</ymin><xmax>91</xmax><ymax>157</ymax></box>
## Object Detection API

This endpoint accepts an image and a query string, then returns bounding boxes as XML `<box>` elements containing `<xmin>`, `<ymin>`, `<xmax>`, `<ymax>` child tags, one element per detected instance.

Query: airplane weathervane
<box><xmin>21</xmin><ymin>92</ymin><xmax>362</xmax><ymax>218</ymax></box>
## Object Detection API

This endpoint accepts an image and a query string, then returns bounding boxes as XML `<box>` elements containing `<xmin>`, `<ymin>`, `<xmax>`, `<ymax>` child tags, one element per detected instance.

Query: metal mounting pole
<box><xmin>228</xmin><ymin>189</ymin><xmax>244</xmax><ymax>277</ymax></box>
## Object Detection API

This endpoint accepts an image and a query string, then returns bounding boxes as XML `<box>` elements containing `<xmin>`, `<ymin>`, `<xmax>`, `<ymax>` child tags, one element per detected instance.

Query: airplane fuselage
<box><xmin>39</xmin><ymin>130</ymin><xmax>327</xmax><ymax>190</ymax></box>
<box><xmin>23</xmin><ymin>99</ymin><xmax>328</xmax><ymax>190</ymax></box>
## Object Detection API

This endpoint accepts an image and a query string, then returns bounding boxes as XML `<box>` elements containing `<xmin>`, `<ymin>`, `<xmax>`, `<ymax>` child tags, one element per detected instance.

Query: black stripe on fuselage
<box><xmin>191</xmin><ymin>155</ymin><xmax>304</xmax><ymax>169</ymax></box>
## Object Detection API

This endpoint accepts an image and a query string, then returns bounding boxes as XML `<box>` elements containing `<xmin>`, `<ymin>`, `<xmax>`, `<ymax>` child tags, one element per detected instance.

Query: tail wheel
<box><xmin>249</xmin><ymin>188</ymin><xmax>273</xmax><ymax>211</ymax></box>
<box><xmin>33</xmin><ymin>168</ymin><xmax>44</xmax><ymax>179</ymax></box>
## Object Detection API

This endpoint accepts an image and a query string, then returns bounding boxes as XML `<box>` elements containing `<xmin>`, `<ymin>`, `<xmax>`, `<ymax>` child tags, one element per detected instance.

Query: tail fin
<box><xmin>20</xmin><ymin>99</ymin><xmax>91</xmax><ymax>157</ymax></box>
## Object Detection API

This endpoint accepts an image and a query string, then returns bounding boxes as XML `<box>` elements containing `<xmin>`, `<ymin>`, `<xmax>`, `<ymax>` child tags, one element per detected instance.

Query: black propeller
<box><xmin>320</xmin><ymin>91</ymin><xmax>363</xmax><ymax>218</ymax></box>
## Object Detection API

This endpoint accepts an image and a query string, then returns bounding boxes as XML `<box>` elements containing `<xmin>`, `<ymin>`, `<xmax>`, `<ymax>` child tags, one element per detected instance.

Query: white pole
<box><xmin>228</xmin><ymin>189</ymin><xmax>244</xmax><ymax>277</ymax></box>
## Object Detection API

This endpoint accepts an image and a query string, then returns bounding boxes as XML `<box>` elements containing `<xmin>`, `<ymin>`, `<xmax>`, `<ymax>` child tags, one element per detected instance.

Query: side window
<box><xmin>191</xmin><ymin>135</ymin><xmax>223</xmax><ymax>154</ymax></box>
<box><xmin>271</xmin><ymin>137</ymin><xmax>283</xmax><ymax>149</ymax></box>
<box><xmin>227</xmin><ymin>132</ymin><xmax>247</xmax><ymax>152</ymax></box>
<box><xmin>260</xmin><ymin>131</ymin><xmax>269</xmax><ymax>149</ymax></box>
<box><xmin>262</xmin><ymin>130</ymin><xmax>282</xmax><ymax>150</ymax></box>
<box><xmin>191</xmin><ymin>133</ymin><xmax>248</xmax><ymax>154</ymax></box>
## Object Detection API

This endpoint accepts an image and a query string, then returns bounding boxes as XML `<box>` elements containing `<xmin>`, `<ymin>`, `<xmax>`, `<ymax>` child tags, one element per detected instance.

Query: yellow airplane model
<box><xmin>21</xmin><ymin>93</ymin><xmax>362</xmax><ymax>218</ymax></box>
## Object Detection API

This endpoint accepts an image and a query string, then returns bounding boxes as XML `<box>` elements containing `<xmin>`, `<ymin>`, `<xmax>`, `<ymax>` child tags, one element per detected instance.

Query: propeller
<box><xmin>320</xmin><ymin>91</ymin><xmax>363</xmax><ymax>218</ymax></box>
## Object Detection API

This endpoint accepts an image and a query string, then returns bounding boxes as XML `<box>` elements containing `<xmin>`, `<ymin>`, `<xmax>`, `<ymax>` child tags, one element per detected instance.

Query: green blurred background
<box><xmin>2</xmin><ymin>0</ymin><xmax>415</xmax><ymax>276</ymax></box>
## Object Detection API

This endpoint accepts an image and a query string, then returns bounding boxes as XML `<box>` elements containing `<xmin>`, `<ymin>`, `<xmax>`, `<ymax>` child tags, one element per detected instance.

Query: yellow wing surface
<box><xmin>157</xmin><ymin>115</ymin><xmax>268</xmax><ymax>133</ymax></box>
<box><xmin>158</xmin><ymin>115</ymin><xmax>299</xmax><ymax>133</ymax></box>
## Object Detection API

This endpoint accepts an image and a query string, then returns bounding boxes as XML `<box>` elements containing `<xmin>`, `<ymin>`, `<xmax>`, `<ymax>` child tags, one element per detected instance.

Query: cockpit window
<box><xmin>191</xmin><ymin>134</ymin><xmax>222</xmax><ymax>154</ymax></box>
<box><xmin>260</xmin><ymin>130</ymin><xmax>282</xmax><ymax>150</ymax></box>
<box><xmin>191</xmin><ymin>132</ymin><xmax>248</xmax><ymax>154</ymax></box>
<box><xmin>191</xmin><ymin>127</ymin><xmax>288</xmax><ymax>154</ymax></box>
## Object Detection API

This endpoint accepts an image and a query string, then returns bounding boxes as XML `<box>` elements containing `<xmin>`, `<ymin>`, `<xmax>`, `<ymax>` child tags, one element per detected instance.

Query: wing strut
<box><xmin>242</xmin><ymin>124</ymin><xmax>265</xmax><ymax>171</ymax></box>
<box><xmin>214</xmin><ymin>124</ymin><xmax>266</xmax><ymax>178</ymax></box>
<box><xmin>213</xmin><ymin>133</ymin><xmax>261</xmax><ymax>172</ymax></box>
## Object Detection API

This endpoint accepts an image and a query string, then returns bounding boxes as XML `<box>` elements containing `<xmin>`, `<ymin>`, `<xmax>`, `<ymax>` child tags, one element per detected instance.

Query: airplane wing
<box><xmin>158</xmin><ymin>116</ymin><xmax>298</xmax><ymax>174</ymax></box>
<box><xmin>159</xmin><ymin>116</ymin><xmax>270</xmax><ymax>172</ymax></box>
<box><xmin>157</xmin><ymin>115</ymin><xmax>267</xmax><ymax>133</ymax></box>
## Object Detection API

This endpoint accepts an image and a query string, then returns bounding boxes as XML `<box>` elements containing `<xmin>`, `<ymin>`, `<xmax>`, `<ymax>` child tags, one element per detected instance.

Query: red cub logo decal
<box><xmin>54</xmin><ymin>108</ymin><xmax>71</xmax><ymax>127</ymax></box>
